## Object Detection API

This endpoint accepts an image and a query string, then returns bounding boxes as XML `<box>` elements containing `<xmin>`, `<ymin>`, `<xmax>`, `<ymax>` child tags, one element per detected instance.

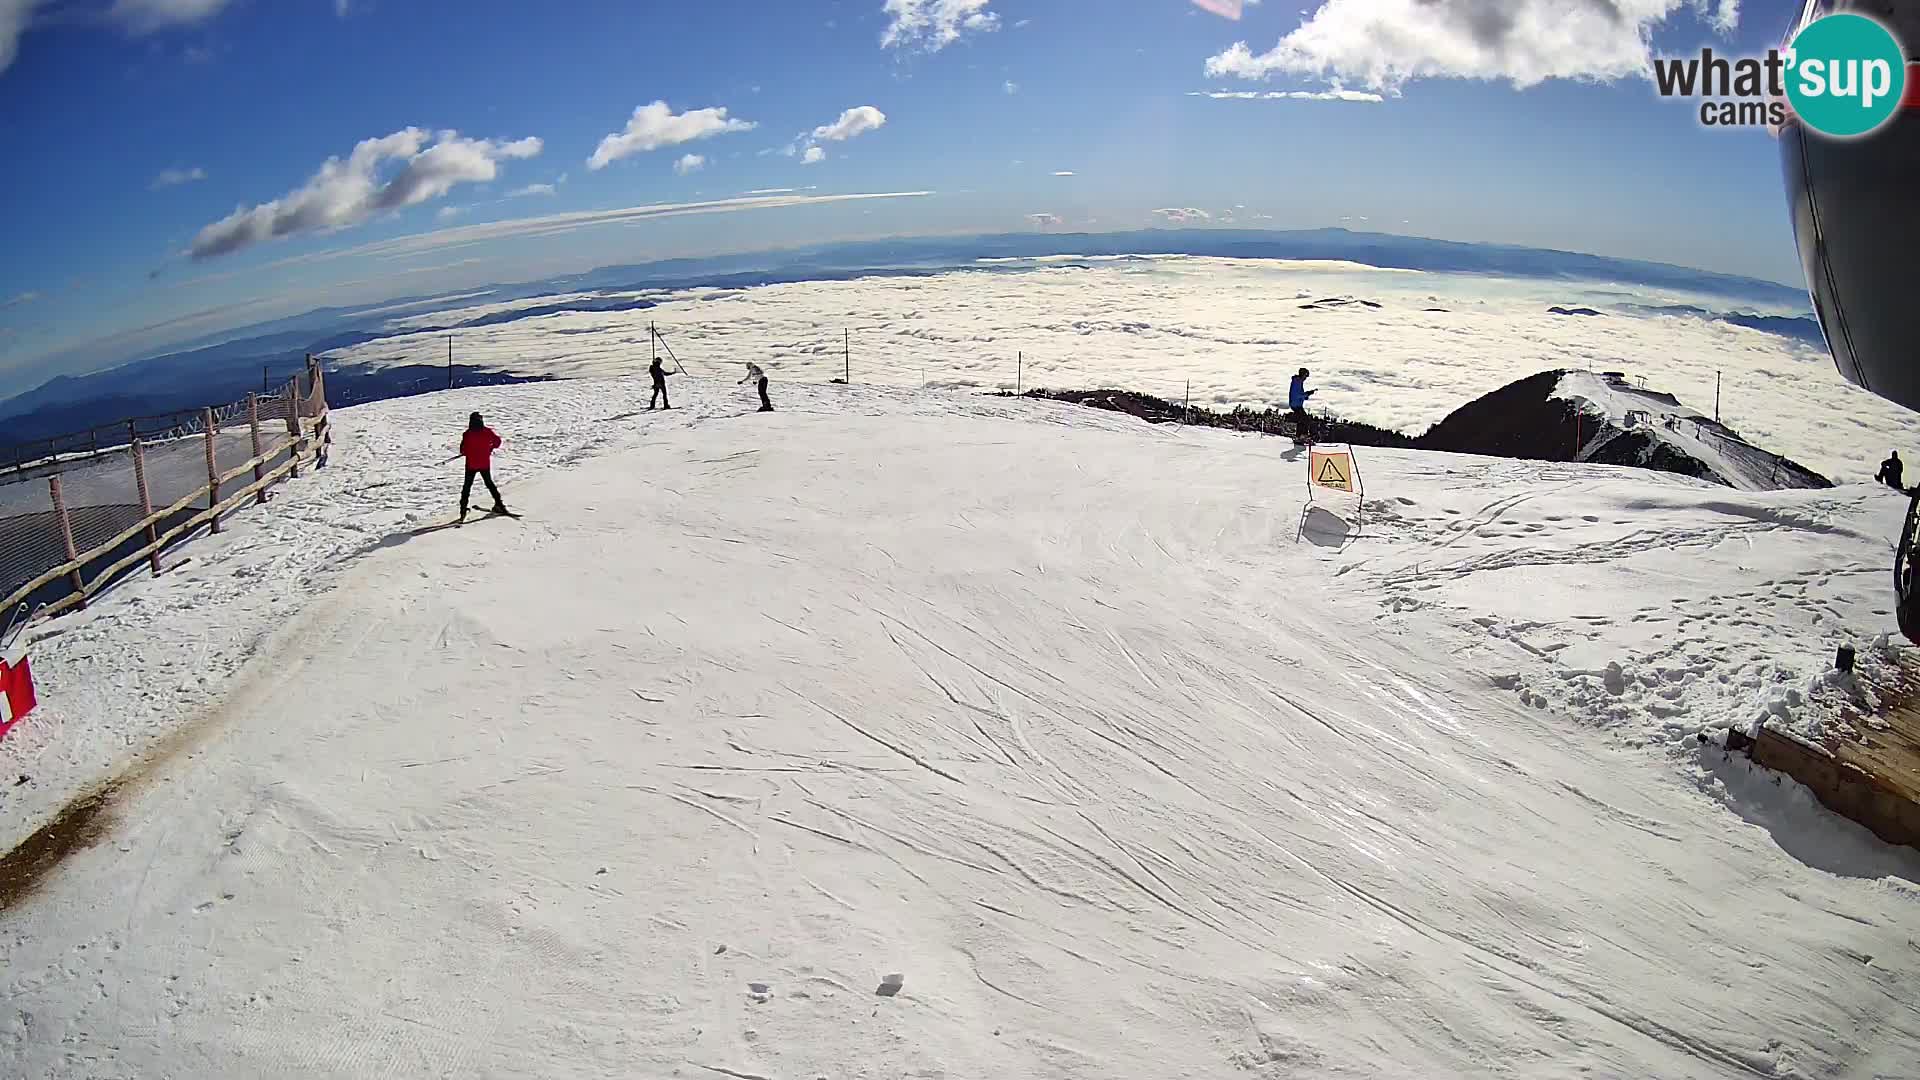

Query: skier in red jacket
<box><xmin>457</xmin><ymin>412</ymin><xmax>509</xmax><ymax>520</ymax></box>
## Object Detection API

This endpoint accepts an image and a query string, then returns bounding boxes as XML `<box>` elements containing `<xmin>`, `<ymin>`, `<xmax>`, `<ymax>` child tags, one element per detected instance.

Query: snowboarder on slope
<box><xmin>1878</xmin><ymin>450</ymin><xmax>1905</xmax><ymax>491</ymax></box>
<box><xmin>1288</xmin><ymin>368</ymin><xmax>1316</xmax><ymax>445</ymax></box>
<box><xmin>741</xmin><ymin>362</ymin><xmax>773</xmax><ymax>412</ymax></box>
<box><xmin>457</xmin><ymin>412</ymin><xmax>509</xmax><ymax>521</ymax></box>
<box><xmin>649</xmin><ymin>355</ymin><xmax>674</xmax><ymax>410</ymax></box>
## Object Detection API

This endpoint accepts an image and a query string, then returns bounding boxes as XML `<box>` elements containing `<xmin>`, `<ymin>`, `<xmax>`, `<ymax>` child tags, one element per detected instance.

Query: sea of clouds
<box><xmin>323</xmin><ymin>257</ymin><xmax>1920</xmax><ymax>484</ymax></box>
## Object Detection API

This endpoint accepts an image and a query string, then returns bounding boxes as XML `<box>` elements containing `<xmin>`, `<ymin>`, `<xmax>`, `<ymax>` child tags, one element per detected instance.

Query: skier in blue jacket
<box><xmin>1288</xmin><ymin>368</ymin><xmax>1315</xmax><ymax>444</ymax></box>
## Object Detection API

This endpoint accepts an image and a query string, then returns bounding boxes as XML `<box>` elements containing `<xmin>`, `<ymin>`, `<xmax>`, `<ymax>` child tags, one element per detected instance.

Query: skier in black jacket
<box><xmin>649</xmin><ymin>356</ymin><xmax>674</xmax><ymax>410</ymax></box>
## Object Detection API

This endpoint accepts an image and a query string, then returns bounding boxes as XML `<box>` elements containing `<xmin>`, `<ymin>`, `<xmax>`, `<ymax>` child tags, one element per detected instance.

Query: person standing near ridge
<box><xmin>457</xmin><ymin>412</ymin><xmax>510</xmax><ymax>521</ymax></box>
<box><xmin>649</xmin><ymin>354</ymin><xmax>675</xmax><ymax>410</ymax></box>
<box><xmin>1288</xmin><ymin>368</ymin><xmax>1316</xmax><ymax>445</ymax></box>
<box><xmin>741</xmin><ymin>361</ymin><xmax>773</xmax><ymax>412</ymax></box>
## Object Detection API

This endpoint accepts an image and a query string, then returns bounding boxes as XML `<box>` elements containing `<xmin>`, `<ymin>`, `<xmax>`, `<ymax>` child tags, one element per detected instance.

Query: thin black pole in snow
<box><xmin>654</xmin><ymin>325</ymin><xmax>687</xmax><ymax>375</ymax></box>
<box><xmin>845</xmin><ymin>329</ymin><xmax>850</xmax><ymax>384</ymax></box>
<box><xmin>447</xmin><ymin>335</ymin><xmax>454</xmax><ymax>390</ymax></box>
<box><xmin>1016</xmin><ymin>352</ymin><xmax>1022</xmax><ymax>395</ymax></box>
<box><xmin>1715</xmin><ymin>370</ymin><xmax>1721</xmax><ymax>422</ymax></box>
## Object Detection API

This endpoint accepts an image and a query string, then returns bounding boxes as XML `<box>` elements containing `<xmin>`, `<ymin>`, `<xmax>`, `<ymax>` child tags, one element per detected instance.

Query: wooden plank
<box><xmin>131</xmin><ymin>434</ymin><xmax>161</xmax><ymax>576</ymax></box>
<box><xmin>1753</xmin><ymin>729</ymin><xmax>1920</xmax><ymax>850</ymax></box>
<box><xmin>249</xmin><ymin>394</ymin><xmax>265</xmax><ymax>504</ymax></box>
<box><xmin>218</xmin><ymin>447</ymin><xmax>280</xmax><ymax>489</ymax></box>
<box><xmin>48</xmin><ymin>476</ymin><xmax>85</xmax><ymax>606</ymax></box>
<box><xmin>204</xmin><ymin>408</ymin><xmax>221</xmax><ymax>536</ymax></box>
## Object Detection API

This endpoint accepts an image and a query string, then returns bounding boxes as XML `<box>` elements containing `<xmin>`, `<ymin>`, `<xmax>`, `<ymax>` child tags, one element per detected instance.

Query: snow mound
<box><xmin>3</xmin><ymin>375</ymin><xmax>1918</xmax><ymax>1077</ymax></box>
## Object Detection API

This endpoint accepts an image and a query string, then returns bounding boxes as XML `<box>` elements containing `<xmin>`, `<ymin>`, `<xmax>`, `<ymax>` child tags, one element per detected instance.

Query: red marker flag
<box><xmin>0</xmin><ymin>655</ymin><xmax>37</xmax><ymax>742</ymax></box>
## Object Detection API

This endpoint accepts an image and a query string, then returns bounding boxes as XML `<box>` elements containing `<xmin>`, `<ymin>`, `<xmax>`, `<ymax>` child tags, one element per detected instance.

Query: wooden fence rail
<box><xmin>38</xmin><ymin>449</ymin><xmax>309</xmax><ymax>620</ymax></box>
<box><xmin>1</xmin><ymin>359</ymin><xmax>327</xmax><ymax>624</ymax></box>
<box><xmin>0</xmin><ymin>432</ymin><xmax>313</xmax><ymax>617</ymax></box>
<box><xmin>2</xmin><ymin>390</ymin><xmax>319</xmax><ymax>623</ymax></box>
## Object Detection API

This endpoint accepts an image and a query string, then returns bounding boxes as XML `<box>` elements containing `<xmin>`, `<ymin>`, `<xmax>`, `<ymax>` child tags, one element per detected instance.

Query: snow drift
<box><xmin>2</xmin><ymin>374</ymin><xmax>1918</xmax><ymax>1078</ymax></box>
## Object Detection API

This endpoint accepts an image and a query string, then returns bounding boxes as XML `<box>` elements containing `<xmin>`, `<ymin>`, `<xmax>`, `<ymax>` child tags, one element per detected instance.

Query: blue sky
<box><xmin>0</xmin><ymin>0</ymin><xmax>1812</xmax><ymax>383</ymax></box>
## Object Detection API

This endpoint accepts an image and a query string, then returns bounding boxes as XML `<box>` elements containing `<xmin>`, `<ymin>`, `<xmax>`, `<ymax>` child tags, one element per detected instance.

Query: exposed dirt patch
<box><xmin>0</xmin><ymin>783</ymin><xmax>119</xmax><ymax>913</ymax></box>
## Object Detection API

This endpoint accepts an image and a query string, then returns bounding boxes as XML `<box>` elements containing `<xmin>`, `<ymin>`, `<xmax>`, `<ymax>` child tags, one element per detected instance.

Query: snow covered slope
<box><xmin>4</xmin><ymin>374</ymin><xmax>1919</xmax><ymax>1078</ymax></box>
<box><xmin>1557</xmin><ymin>371</ymin><xmax>1829</xmax><ymax>491</ymax></box>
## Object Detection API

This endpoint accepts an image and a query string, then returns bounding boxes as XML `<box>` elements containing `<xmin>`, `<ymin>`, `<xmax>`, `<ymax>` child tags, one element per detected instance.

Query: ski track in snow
<box><xmin>4</xmin><ymin>375</ymin><xmax>1920</xmax><ymax>1077</ymax></box>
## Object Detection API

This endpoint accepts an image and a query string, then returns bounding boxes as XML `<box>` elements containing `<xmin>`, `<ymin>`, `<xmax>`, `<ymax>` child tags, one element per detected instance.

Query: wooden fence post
<box><xmin>286</xmin><ymin>377</ymin><xmax>304</xmax><ymax>480</ymax></box>
<box><xmin>48</xmin><ymin>475</ymin><xmax>84</xmax><ymax>607</ymax></box>
<box><xmin>130</xmin><ymin>435</ymin><xmax>161</xmax><ymax>576</ymax></box>
<box><xmin>248</xmin><ymin>393</ymin><xmax>266</xmax><ymax>503</ymax></box>
<box><xmin>203</xmin><ymin>407</ymin><xmax>221</xmax><ymax>535</ymax></box>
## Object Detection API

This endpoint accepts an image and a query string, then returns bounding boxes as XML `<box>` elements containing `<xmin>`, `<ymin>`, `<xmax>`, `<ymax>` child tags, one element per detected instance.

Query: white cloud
<box><xmin>151</xmin><ymin>165</ymin><xmax>208</xmax><ymax>189</ymax></box>
<box><xmin>1190</xmin><ymin>0</ymin><xmax>1247</xmax><ymax>18</ymax></box>
<box><xmin>1204</xmin><ymin>0</ymin><xmax>1740</xmax><ymax>93</ymax></box>
<box><xmin>507</xmin><ymin>183</ymin><xmax>557</xmax><ymax>197</ymax></box>
<box><xmin>787</xmin><ymin>105</ymin><xmax>886</xmax><ymax>165</ymax></box>
<box><xmin>1188</xmin><ymin>88</ymin><xmax>1385</xmax><ymax>103</ymax></box>
<box><xmin>436</xmin><ymin>206</ymin><xmax>467</xmax><ymax>221</ymax></box>
<box><xmin>265</xmin><ymin>190</ymin><xmax>936</xmax><ymax>268</ymax></box>
<box><xmin>1152</xmin><ymin>208</ymin><xmax>1212</xmax><ymax>225</ymax></box>
<box><xmin>189</xmin><ymin>128</ymin><xmax>543</xmax><ymax>259</ymax></box>
<box><xmin>0</xmin><ymin>0</ymin><xmax>42</xmax><ymax>74</ymax></box>
<box><xmin>811</xmin><ymin>106</ymin><xmax>888</xmax><ymax>142</ymax></box>
<box><xmin>587</xmin><ymin>102</ymin><xmax>757</xmax><ymax>170</ymax></box>
<box><xmin>109</xmin><ymin>0</ymin><xmax>233</xmax><ymax>33</ymax></box>
<box><xmin>334</xmin><ymin>0</ymin><xmax>350</xmax><ymax>13</ymax></box>
<box><xmin>1052</xmin><ymin>170</ymin><xmax>1075</xmax><ymax>177</ymax></box>
<box><xmin>0</xmin><ymin>290</ymin><xmax>39</xmax><ymax>309</ymax></box>
<box><xmin>674</xmin><ymin>153</ymin><xmax>707</xmax><ymax>176</ymax></box>
<box><xmin>1027</xmin><ymin>212</ymin><xmax>1063</xmax><ymax>226</ymax></box>
<box><xmin>1004</xmin><ymin>80</ymin><xmax>1018</xmax><ymax>94</ymax></box>
<box><xmin>881</xmin><ymin>0</ymin><xmax>999</xmax><ymax>52</ymax></box>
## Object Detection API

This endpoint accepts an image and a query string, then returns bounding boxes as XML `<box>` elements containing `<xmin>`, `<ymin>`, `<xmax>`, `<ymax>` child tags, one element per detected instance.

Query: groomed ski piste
<box><xmin>4</xmin><ymin>372</ymin><xmax>1920</xmax><ymax>1078</ymax></box>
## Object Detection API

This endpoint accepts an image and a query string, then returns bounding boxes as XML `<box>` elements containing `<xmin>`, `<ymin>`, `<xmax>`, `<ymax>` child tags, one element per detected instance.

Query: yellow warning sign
<box><xmin>1310</xmin><ymin>449</ymin><xmax>1355</xmax><ymax>493</ymax></box>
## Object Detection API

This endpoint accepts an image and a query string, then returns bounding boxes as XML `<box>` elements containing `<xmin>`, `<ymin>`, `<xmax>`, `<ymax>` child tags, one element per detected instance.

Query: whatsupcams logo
<box><xmin>1652</xmin><ymin>12</ymin><xmax>1908</xmax><ymax>137</ymax></box>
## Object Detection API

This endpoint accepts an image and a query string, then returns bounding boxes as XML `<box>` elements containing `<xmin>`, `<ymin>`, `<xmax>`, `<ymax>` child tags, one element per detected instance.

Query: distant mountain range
<box><xmin>0</xmin><ymin>228</ymin><xmax>1818</xmax><ymax>444</ymax></box>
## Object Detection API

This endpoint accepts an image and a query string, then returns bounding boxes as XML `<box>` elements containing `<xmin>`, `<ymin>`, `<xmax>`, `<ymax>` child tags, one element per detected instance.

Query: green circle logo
<box><xmin>1786</xmin><ymin>13</ymin><xmax>1907</xmax><ymax>138</ymax></box>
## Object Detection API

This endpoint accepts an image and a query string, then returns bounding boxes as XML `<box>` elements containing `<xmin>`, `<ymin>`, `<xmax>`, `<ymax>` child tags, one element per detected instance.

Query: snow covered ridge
<box><xmin>1036</xmin><ymin>369</ymin><xmax>1830</xmax><ymax>493</ymax></box>
<box><xmin>5</xmin><ymin>374</ymin><xmax>1920</xmax><ymax>1077</ymax></box>
<box><xmin>1553</xmin><ymin>371</ymin><xmax>1830</xmax><ymax>491</ymax></box>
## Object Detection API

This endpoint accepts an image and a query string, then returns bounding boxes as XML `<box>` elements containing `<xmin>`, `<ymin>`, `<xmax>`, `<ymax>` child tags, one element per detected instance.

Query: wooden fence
<box><xmin>0</xmin><ymin>363</ymin><xmax>328</xmax><ymax>623</ymax></box>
